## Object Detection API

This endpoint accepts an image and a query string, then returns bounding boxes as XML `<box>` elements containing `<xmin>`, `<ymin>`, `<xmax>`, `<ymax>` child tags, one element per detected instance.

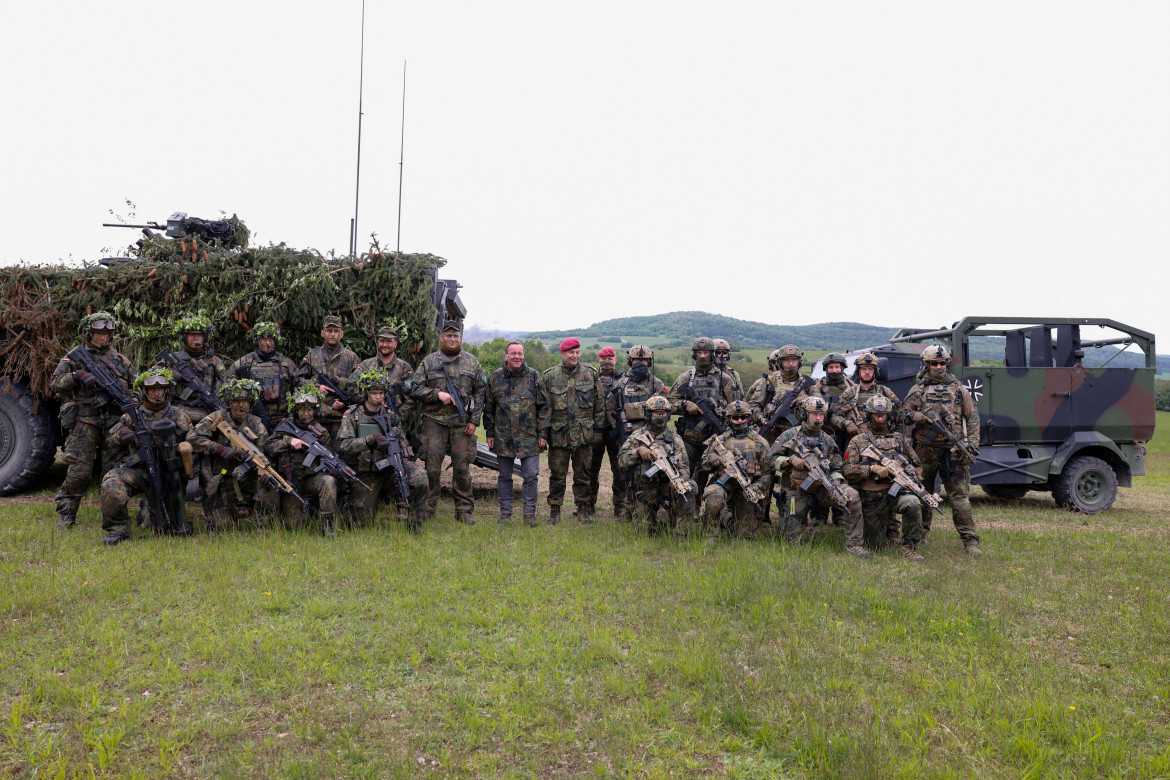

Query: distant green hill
<box><xmin>528</xmin><ymin>312</ymin><xmax>897</xmax><ymax>351</ymax></box>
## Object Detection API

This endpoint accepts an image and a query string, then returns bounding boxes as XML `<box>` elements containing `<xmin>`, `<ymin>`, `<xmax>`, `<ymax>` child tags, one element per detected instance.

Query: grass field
<box><xmin>1</xmin><ymin>417</ymin><xmax>1168</xmax><ymax>777</ymax></box>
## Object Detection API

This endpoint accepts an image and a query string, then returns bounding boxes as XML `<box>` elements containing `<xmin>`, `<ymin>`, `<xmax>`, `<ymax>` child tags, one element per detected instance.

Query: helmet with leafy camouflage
<box><xmin>864</xmin><ymin>394</ymin><xmax>894</xmax><ymax>416</ymax></box>
<box><xmin>354</xmin><ymin>368</ymin><xmax>391</xmax><ymax>398</ymax></box>
<box><xmin>644</xmin><ymin>395</ymin><xmax>671</xmax><ymax>413</ymax></box>
<box><xmin>80</xmin><ymin>311</ymin><xmax>118</xmax><ymax>337</ymax></box>
<box><xmin>823</xmin><ymin>352</ymin><xmax>847</xmax><ymax>368</ymax></box>
<box><xmin>219</xmin><ymin>377</ymin><xmax>261</xmax><ymax>403</ymax></box>
<box><xmin>921</xmin><ymin>344</ymin><xmax>952</xmax><ymax>364</ymax></box>
<box><xmin>286</xmin><ymin>382</ymin><xmax>326</xmax><ymax>415</ymax></box>
<box><xmin>133</xmin><ymin>367</ymin><xmax>173</xmax><ymax>390</ymax></box>
<box><xmin>172</xmin><ymin>313</ymin><xmax>216</xmax><ymax>341</ymax></box>
<box><xmin>627</xmin><ymin>344</ymin><xmax>654</xmax><ymax>365</ymax></box>
<box><xmin>250</xmin><ymin>321</ymin><xmax>282</xmax><ymax>345</ymax></box>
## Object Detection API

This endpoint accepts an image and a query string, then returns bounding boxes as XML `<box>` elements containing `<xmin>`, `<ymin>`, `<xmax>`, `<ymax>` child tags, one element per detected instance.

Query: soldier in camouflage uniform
<box><xmin>484</xmin><ymin>341</ymin><xmax>546</xmax><ymax>525</ymax></box>
<box><xmin>606</xmin><ymin>344</ymin><xmax>667</xmax><ymax>519</ymax></box>
<box><xmin>668</xmin><ymin>336</ymin><xmax>742</xmax><ymax>494</ymax></box>
<box><xmin>712</xmin><ymin>338</ymin><xmax>745</xmax><ymax>397</ymax></box>
<box><xmin>267</xmin><ymin>383</ymin><xmax>340</xmax><ymax>537</ymax></box>
<box><xmin>747</xmin><ymin>344</ymin><xmax>818</xmax><ymax>444</ymax></box>
<box><xmin>338</xmin><ymin>369</ymin><xmax>428</xmax><ymax>531</ymax></box>
<box><xmin>843</xmin><ymin>395</ymin><xmax>925</xmax><ymax>561</ymax></box>
<box><xmin>406</xmin><ymin>321</ymin><xmax>486</xmax><ymax>523</ymax></box>
<box><xmin>51</xmin><ymin>311</ymin><xmax>138</xmax><ymax>529</ymax></box>
<box><xmin>902</xmin><ymin>345</ymin><xmax>982</xmax><ymax>555</ymax></box>
<box><xmin>186</xmin><ymin>378</ymin><xmax>272</xmax><ymax>531</ymax></box>
<box><xmin>539</xmin><ymin>338</ymin><xmax>605</xmax><ymax>524</ymax></box>
<box><xmin>296</xmin><ymin>315</ymin><xmax>360</xmax><ymax>439</ymax></box>
<box><xmin>99</xmin><ymin>368</ymin><xmax>193</xmax><ymax>545</ymax></box>
<box><xmin>617</xmin><ymin>396</ymin><xmax>696</xmax><ymax>536</ymax></box>
<box><xmin>349</xmin><ymin>324</ymin><xmax>415</xmax><ymax>415</ymax></box>
<box><xmin>228</xmin><ymin>321</ymin><xmax>298</xmax><ymax>428</ymax></box>
<box><xmin>770</xmin><ymin>396</ymin><xmax>868</xmax><ymax>556</ymax></box>
<box><xmin>587</xmin><ymin>346</ymin><xmax>625</xmax><ymax>517</ymax></box>
<box><xmin>699</xmin><ymin>400</ymin><xmax>773</xmax><ymax>538</ymax></box>
<box><xmin>832</xmin><ymin>351</ymin><xmax>902</xmax><ymax>440</ymax></box>
<box><xmin>814</xmin><ymin>353</ymin><xmax>855</xmax><ymax>446</ymax></box>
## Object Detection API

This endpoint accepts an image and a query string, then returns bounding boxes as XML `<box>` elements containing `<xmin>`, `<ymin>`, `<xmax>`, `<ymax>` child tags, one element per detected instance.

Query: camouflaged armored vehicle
<box><xmin>811</xmin><ymin>316</ymin><xmax>1156</xmax><ymax>513</ymax></box>
<box><xmin>0</xmin><ymin>213</ymin><xmax>499</xmax><ymax>497</ymax></box>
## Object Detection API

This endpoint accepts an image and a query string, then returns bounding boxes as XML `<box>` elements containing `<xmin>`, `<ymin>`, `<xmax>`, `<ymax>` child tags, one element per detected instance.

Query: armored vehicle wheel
<box><xmin>0</xmin><ymin>381</ymin><xmax>59</xmax><ymax>495</ymax></box>
<box><xmin>983</xmin><ymin>485</ymin><xmax>1030</xmax><ymax>500</ymax></box>
<box><xmin>1052</xmin><ymin>455</ymin><xmax>1117</xmax><ymax>514</ymax></box>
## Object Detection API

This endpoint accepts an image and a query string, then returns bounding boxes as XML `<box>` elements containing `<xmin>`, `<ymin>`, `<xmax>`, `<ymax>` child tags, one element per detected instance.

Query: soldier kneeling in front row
<box><xmin>617</xmin><ymin>396</ymin><xmax>697</xmax><ymax>537</ymax></box>
<box><xmin>699</xmin><ymin>400</ymin><xmax>773</xmax><ymax>539</ymax></box>
<box><xmin>267</xmin><ymin>383</ymin><xmax>341</xmax><ymax>538</ymax></box>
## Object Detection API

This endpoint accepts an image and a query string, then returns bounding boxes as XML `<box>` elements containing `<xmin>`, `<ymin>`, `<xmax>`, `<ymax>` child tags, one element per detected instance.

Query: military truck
<box><xmin>0</xmin><ymin>212</ymin><xmax>501</xmax><ymax>497</ymax></box>
<box><xmin>810</xmin><ymin>316</ymin><xmax>1156</xmax><ymax>513</ymax></box>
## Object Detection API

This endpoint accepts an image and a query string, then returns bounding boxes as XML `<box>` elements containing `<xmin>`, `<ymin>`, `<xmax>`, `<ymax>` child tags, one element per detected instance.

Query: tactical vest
<box><xmin>174</xmin><ymin>351</ymin><xmax>221</xmax><ymax>406</ymax></box>
<box><xmin>920</xmin><ymin>381</ymin><xmax>965</xmax><ymax>445</ymax></box>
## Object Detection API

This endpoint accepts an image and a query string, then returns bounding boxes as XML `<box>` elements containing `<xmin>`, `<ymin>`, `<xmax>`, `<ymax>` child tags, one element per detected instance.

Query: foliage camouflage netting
<box><xmin>0</xmin><ymin>217</ymin><xmax>445</xmax><ymax>398</ymax></box>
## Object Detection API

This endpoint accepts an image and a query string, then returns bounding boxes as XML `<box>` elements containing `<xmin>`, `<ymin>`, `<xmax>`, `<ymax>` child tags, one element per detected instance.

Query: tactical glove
<box><xmin>910</xmin><ymin>411</ymin><xmax>926</xmax><ymax>424</ymax></box>
<box><xmin>637</xmin><ymin>446</ymin><xmax>654</xmax><ymax>461</ymax></box>
<box><xmin>787</xmin><ymin>456</ymin><xmax>806</xmax><ymax>469</ymax></box>
<box><xmin>213</xmin><ymin>444</ymin><xmax>245</xmax><ymax>461</ymax></box>
<box><xmin>258</xmin><ymin>475</ymin><xmax>278</xmax><ymax>491</ymax></box>
<box><xmin>371</xmin><ymin>433</ymin><xmax>388</xmax><ymax>448</ymax></box>
<box><xmin>72</xmin><ymin>370</ymin><xmax>97</xmax><ymax>387</ymax></box>
<box><xmin>683</xmin><ymin>401</ymin><xmax>702</xmax><ymax>415</ymax></box>
<box><xmin>118</xmin><ymin>428</ymin><xmax>139</xmax><ymax>448</ymax></box>
<box><xmin>870</xmin><ymin>464</ymin><xmax>890</xmax><ymax>479</ymax></box>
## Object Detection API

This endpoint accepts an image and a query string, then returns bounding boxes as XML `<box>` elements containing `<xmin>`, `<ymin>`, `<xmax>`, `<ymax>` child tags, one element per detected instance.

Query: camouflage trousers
<box><xmin>99</xmin><ymin>466</ymin><xmax>151</xmax><ymax>535</ymax></box>
<box><xmin>631</xmin><ymin>478</ymin><xmax>692</xmax><ymax>536</ymax></box>
<box><xmin>588</xmin><ymin>436</ymin><xmax>626</xmax><ymax>514</ymax></box>
<box><xmin>779</xmin><ymin>483</ymin><xmax>863</xmax><ymax>546</ymax></box>
<box><xmin>420</xmin><ymin>418</ymin><xmax>476</xmax><ymax>516</ymax></box>
<box><xmin>917</xmin><ymin>446</ymin><xmax>979</xmax><ymax>545</ymax></box>
<box><xmin>683</xmin><ymin>438</ymin><xmax>712</xmax><ymax>495</ymax></box>
<box><xmin>347</xmin><ymin>464</ymin><xmax>428</xmax><ymax>525</ymax></box>
<box><xmin>278</xmin><ymin>473</ymin><xmax>338</xmax><ymax>525</ymax></box>
<box><xmin>55</xmin><ymin>419</ymin><xmax>113</xmax><ymax>518</ymax></box>
<box><xmin>859</xmin><ymin>488</ymin><xmax>922</xmax><ymax>548</ymax></box>
<box><xmin>701</xmin><ymin>481</ymin><xmax>764</xmax><ymax>538</ymax></box>
<box><xmin>547</xmin><ymin>444</ymin><xmax>591</xmax><ymax>511</ymax></box>
<box><xmin>201</xmin><ymin>472</ymin><xmax>278</xmax><ymax>531</ymax></box>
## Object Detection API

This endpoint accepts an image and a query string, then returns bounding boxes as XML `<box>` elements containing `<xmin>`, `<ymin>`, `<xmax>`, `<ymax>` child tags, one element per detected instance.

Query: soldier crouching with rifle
<box><xmin>338</xmin><ymin>368</ymin><xmax>428</xmax><ymax>532</ymax></box>
<box><xmin>698</xmin><ymin>400</ymin><xmax>773</xmax><ymax>539</ymax></box>
<box><xmin>98</xmin><ymin>368</ymin><xmax>194</xmax><ymax>544</ymax></box>
<box><xmin>617</xmin><ymin>396</ymin><xmax>697</xmax><ymax>537</ymax></box>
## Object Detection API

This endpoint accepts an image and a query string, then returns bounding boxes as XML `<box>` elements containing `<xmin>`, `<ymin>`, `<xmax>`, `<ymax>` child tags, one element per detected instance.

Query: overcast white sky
<box><xmin>2</xmin><ymin>2</ymin><xmax>1167</xmax><ymax>345</ymax></box>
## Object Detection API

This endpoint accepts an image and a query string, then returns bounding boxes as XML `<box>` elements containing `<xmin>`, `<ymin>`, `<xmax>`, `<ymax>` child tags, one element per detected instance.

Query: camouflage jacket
<box><xmin>595</xmin><ymin>368</ymin><xmax>624</xmax><ymax>431</ymax></box>
<box><xmin>337</xmin><ymin>402</ymin><xmax>409</xmax><ymax>474</ymax></box>
<box><xmin>51</xmin><ymin>344</ymin><xmax>137</xmax><ymax>429</ymax></box>
<box><xmin>667</xmin><ymin>366</ymin><xmax>742</xmax><ymax>443</ymax></box>
<box><xmin>105</xmin><ymin>403</ymin><xmax>192</xmax><ymax>471</ymax></box>
<box><xmin>606</xmin><ymin>371</ymin><xmax>667</xmax><ymax>441</ymax></box>
<box><xmin>770</xmin><ymin>424</ymin><xmax>844</xmax><ymax>491</ymax></box>
<box><xmin>267</xmin><ymin>415</ymin><xmax>339</xmax><ymax>482</ymax></box>
<box><xmin>350</xmin><ymin>355</ymin><xmax>415</xmax><ymax>416</ymax></box>
<box><xmin>156</xmin><ymin>349</ymin><xmax>227</xmax><ymax>419</ymax></box>
<box><xmin>186</xmin><ymin>408</ymin><xmax>267</xmax><ymax>496</ymax></box>
<box><xmin>700</xmin><ymin>428</ymin><xmax>774</xmax><ymax>496</ymax></box>
<box><xmin>902</xmin><ymin>373</ymin><xmax>979</xmax><ymax>450</ymax></box>
<box><xmin>746</xmin><ymin>370</ymin><xmax>819</xmax><ymax>435</ymax></box>
<box><xmin>832</xmin><ymin>382</ymin><xmax>902</xmax><ymax>433</ymax></box>
<box><xmin>483</xmin><ymin>363</ymin><xmax>545</xmax><ymax>458</ymax></box>
<box><xmin>297</xmin><ymin>344</ymin><xmax>361</xmax><ymax>421</ymax></box>
<box><xmin>407</xmin><ymin>350</ymin><xmax>487</xmax><ymax>427</ymax></box>
<box><xmin>229</xmin><ymin>351</ymin><xmax>299</xmax><ymax>425</ymax></box>
<box><xmin>539</xmin><ymin>362</ymin><xmax>604</xmax><ymax>448</ymax></box>
<box><xmin>618</xmin><ymin>426</ymin><xmax>690</xmax><ymax>485</ymax></box>
<box><xmin>842</xmin><ymin>426</ymin><xmax>921</xmax><ymax>492</ymax></box>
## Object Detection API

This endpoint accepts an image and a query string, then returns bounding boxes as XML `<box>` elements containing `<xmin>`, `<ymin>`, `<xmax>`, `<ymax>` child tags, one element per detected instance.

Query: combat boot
<box><xmin>56</xmin><ymin>514</ymin><xmax>76</xmax><ymax>530</ymax></box>
<box><xmin>320</xmin><ymin>513</ymin><xmax>335</xmax><ymax>539</ymax></box>
<box><xmin>548</xmin><ymin>507</ymin><xmax>560</xmax><ymax>525</ymax></box>
<box><xmin>101</xmin><ymin>530</ymin><xmax>130</xmax><ymax>546</ymax></box>
<box><xmin>845</xmin><ymin>545</ymin><xmax>874</xmax><ymax>559</ymax></box>
<box><xmin>498</xmin><ymin>512</ymin><xmax>512</xmax><ymax>525</ymax></box>
<box><xmin>902</xmin><ymin>544</ymin><xmax>925</xmax><ymax>562</ymax></box>
<box><xmin>964</xmin><ymin>541</ymin><xmax>983</xmax><ymax>557</ymax></box>
<box><xmin>525</xmin><ymin>513</ymin><xmax>538</xmax><ymax>527</ymax></box>
<box><xmin>456</xmin><ymin>511</ymin><xmax>475</xmax><ymax>525</ymax></box>
<box><xmin>578</xmin><ymin>507</ymin><xmax>593</xmax><ymax>524</ymax></box>
<box><xmin>407</xmin><ymin>510</ymin><xmax>423</xmax><ymax>535</ymax></box>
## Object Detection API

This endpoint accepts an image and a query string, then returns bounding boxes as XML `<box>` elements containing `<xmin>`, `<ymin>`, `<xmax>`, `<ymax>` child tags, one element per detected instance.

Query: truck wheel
<box><xmin>983</xmin><ymin>485</ymin><xmax>1030</xmax><ymax>500</ymax></box>
<box><xmin>0</xmin><ymin>382</ymin><xmax>59</xmax><ymax>495</ymax></box>
<box><xmin>1052</xmin><ymin>455</ymin><xmax>1117</xmax><ymax>514</ymax></box>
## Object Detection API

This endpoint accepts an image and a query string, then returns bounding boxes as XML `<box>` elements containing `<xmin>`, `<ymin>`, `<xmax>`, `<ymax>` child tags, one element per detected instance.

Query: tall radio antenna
<box><xmin>350</xmin><ymin>0</ymin><xmax>367</xmax><ymax>257</ymax></box>
<box><xmin>396</xmin><ymin>60</ymin><xmax>406</xmax><ymax>254</ymax></box>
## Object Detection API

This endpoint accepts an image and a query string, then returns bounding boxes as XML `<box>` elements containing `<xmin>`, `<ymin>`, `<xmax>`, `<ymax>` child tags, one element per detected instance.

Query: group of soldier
<box><xmin>52</xmin><ymin>312</ymin><xmax>982</xmax><ymax>560</ymax></box>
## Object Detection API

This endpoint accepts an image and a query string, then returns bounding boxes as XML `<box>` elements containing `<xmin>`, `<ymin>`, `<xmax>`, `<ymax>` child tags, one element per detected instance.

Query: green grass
<box><xmin>2</xmin><ymin>450</ymin><xmax>1169</xmax><ymax>777</ymax></box>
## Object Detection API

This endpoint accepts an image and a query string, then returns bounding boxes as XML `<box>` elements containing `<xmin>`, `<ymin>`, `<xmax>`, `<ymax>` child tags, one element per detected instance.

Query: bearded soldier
<box><xmin>539</xmin><ymin>338</ymin><xmax>605</xmax><ymax>524</ymax></box>
<box><xmin>267</xmin><ymin>383</ymin><xmax>341</xmax><ymax>537</ymax></box>
<box><xmin>349</xmin><ymin>323</ymin><xmax>415</xmax><ymax>415</ymax></box>
<box><xmin>617</xmin><ymin>396</ymin><xmax>696</xmax><ymax>536</ymax></box>
<box><xmin>51</xmin><ymin>311</ymin><xmax>137</xmax><ymax>529</ymax></box>
<box><xmin>832</xmin><ymin>351</ymin><xmax>902</xmax><ymax>439</ymax></box>
<box><xmin>769</xmin><ymin>396</ymin><xmax>867</xmax><ymax>557</ymax></box>
<box><xmin>296</xmin><ymin>315</ymin><xmax>360</xmax><ymax>439</ymax></box>
<box><xmin>186</xmin><ymin>378</ymin><xmax>271</xmax><ymax>531</ymax></box>
<box><xmin>483</xmin><ymin>341</ymin><xmax>546</xmax><ymax>526</ymax></box>
<box><xmin>814</xmin><ymin>353</ymin><xmax>855</xmax><ymax>446</ymax></box>
<box><xmin>747</xmin><ymin>344</ymin><xmax>818</xmax><ymax>444</ymax></box>
<box><xmin>338</xmin><ymin>369</ymin><xmax>429</xmax><ymax>532</ymax></box>
<box><xmin>406</xmin><ymin>321</ymin><xmax>486</xmax><ymax>524</ymax></box>
<box><xmin>699</xmin><ymin>400</ymin><xmax>773</xmax><ymax>538</ymax></box>
<box><xmin>712</xmin><ymin>338</ymin><xmax>745</xmax><ymax>397</ymax></box>
<box><xmin>668</xmin><ymin>336</ymin><xmax>742</xmax><ymax>494</ymax></box>
<box><xmin>99</xmin><ymin>369</ymin><xmax>193</xmax><ymax>545</ymax></box>
<box><xmin>606</xmin><ymin>344</ymin><xmax>666</xmax><ymax>519</ymax></box>
<box><xmin>902</xmin><ymin>345</ymin><xmax>982</xmax><ymax>555</ymax></box>
<box><xmin>842</xmin><ymin>395</ymin><xmax>925</xmax><ymax>561</ymax></box>
<box><xmin>587</xmin><ymin>346</ymin><xmax>625</xmax><ymax>517</ymax></box>
<box><xmin>229</xmin><ymin>321</ymin><xmax>298</xmax><ymax>428</ymax></box>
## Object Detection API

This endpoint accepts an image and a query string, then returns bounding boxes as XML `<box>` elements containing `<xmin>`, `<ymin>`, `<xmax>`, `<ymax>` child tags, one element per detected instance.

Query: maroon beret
<box><xmin>597</xmin><ymin>347</ymin><xmax>616</xmax><ymax>357</ymax></box>
<box><xmin>560</xmin><ymin>337</ymin><xmax>581</xmax><ymax>352</ymax></box>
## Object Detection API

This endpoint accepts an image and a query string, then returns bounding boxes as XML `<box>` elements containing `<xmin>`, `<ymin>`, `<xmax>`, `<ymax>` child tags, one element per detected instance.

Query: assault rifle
<box><xmin>706</xmin><ymin>435</ymin><xmax>765</xmax><ymax>505</ymax></box>
<box><xmin>790</xmin><ymin>435</ymin><xmax>850</xmax><ymax>508</ymax></box>
<box><xmin>155</xmin><ymin>348</ymin><xmax>225</xmax><ymax>413</ymax></box>
<box><xmin>273</xmin><ymin>419</ymin><xmax>370</xmax><ymax>491</ymax></box>
<box><xmin>211</xmin><ymin>417</ymin><xmax>308</xmax><ymax>509</ymax></box>
<box><xmin>676</xmin><ymin>384</ymin><xmax>724</xmax><ymax>437</ymax></box>
<box><xmin>860</xmin><ymin>444</ymin><xmax>944</xmax><ymax>516</ymax></box>
<box><xmin>643</xmin><ymin>441</ymin><xmax>696</xmax><ymax>511</ymax></box>
<box><xmin>314</xmin><ymin>371</ymin><xmax>352</xmax><ymax>407</ymax></box>
<box><xmin>760</xmin><ymin>374</ymin><xmax>815</xmax><ymax>439</ymax></box>
<box><xmin>921</xmin><ymin>405</ymin><xmax>980</xmax><ymax>464</ymax></box>
<box><xmin>67</xmin><ymin>346</ymin><xmax>189</xmax><ymax>535</ymax></box>
<box><xmin>371</xmin><ymin>413</ymin><xmax>412</xmax><ymax>500</ymax></box>
<box><xmin>441</xmin><ymin>366</ymin><xmax>468</xmax><ymax>423</ymax></box>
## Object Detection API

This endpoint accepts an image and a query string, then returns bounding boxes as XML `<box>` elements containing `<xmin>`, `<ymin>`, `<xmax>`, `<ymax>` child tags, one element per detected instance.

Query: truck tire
<box><xmin>983</xmin><ymin>485</ymin><xmax>1030</xmax><ymax>500</ymax></box>
<box><xmin>1051</xmin><ymin>455</ymin><xmax>1117</xmax><ymax>514</ymax></box>
<box><xmin>0</xmin><ymin>382</ymin><xmax>59</xmax><ymax>495</ymax></box>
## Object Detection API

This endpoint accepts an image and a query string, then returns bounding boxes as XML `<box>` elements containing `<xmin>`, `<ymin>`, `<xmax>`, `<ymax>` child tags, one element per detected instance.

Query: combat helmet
<box><xmin>172</xmin><ymin>313</ymin><xmax>216</xmax><ymax>341</ymax></box>
<box><xmin>800</xmin><ymin>395</ymin><xmax>828</xmax><ymax>425</ymax></box>
<box><xmin>864</xmin><ymin>394</ymin><xmax>894</xmax><ymax>416</ymax></box>
<box><xmin>80</xmin><ymin>311</ymin><xmax>118</xmax><ymax>338</ymax></box>
<box><xmin>133</xmin><ymin>367</ymin><xmax>173</xmax><ymax>390</ymax></box>
<box><xmin>712</xmin><ymin>338</ymin><xmax>732</xmax><ymax>365</ymax></box>
<box><xmin>853</xmin><ymin>351</ymin><xmax>879</xmax><ymax>378</ymax></box>
<box><xmin>767</xmin><ymin>349</ymin><xmax>783</xmax><ymax>371</ymax></box>
<box><xmin>644</xmin><ymin>395</ymin><xmax>671</xmax><ymax>413</ymax></box>
<box><xmin>691</xmin><ymin>337</ymin><xmax>716</xmax><ymax>370</ymax></box>
<box><xmin>354</xmin><ymin>368</ymin><xmax>391</xmax><ymax>398</ymax></box>
<box><xmin>776</xmin><ymin>344</ymin><xmax>803</xmax><ymax>370</ymax></box>
<box><xmin>726</xmin><ymin>399</ymin><xmax>752</xmax><ymax>434</ymax></box>
<box><xmin>287</xmin><ymin>382</ymin><xmax>327</xmax><ymax>416</ymax></box>
<box><xmin>921</xmin><ymin>344</ymin><xmax>952</xmax><ymax>363</ymax></box>
<box><xmin>823</xmin><ymin>352</ymin><xmax>847</xmax><ymax>368</ymax></box>
<box><xmin>219</xmin><ymin>377</ymin><xmax>261</xmax><ymax>403</ymax></box>
<box><xmin>627</xmin><ymin>344</ymin><xmax>654</xmax><ymax>365</ymax></box>
<box><xmin>250</xmin><ymin>321</ymin><xmax>282</xmax><ymax>345</ymax></box>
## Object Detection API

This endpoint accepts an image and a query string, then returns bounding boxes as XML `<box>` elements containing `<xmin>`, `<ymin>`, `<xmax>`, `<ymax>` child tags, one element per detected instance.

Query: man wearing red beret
<box><xmin>538</xmin><ymin>338</ymin><xmax>605</xmax><ymax>523</ymax></box>
<box><xmin>586</xmin><ymin>346</ymin><xmax>626</xmax><ymax>517</ymax></box>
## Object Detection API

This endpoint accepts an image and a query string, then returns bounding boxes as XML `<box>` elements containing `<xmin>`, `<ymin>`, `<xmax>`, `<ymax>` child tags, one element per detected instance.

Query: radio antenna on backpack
<box><xmin>350</xmin><ymin>0</ymin><xmax>367</xmax><ymax>257</ymax></box>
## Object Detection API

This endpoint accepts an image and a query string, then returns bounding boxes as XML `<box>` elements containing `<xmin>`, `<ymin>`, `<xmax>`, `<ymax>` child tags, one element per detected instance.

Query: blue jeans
<box><xmin>498</xmin><ymin>454</ymin><xmax>540</xmax><ymax>516</ymax></box>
